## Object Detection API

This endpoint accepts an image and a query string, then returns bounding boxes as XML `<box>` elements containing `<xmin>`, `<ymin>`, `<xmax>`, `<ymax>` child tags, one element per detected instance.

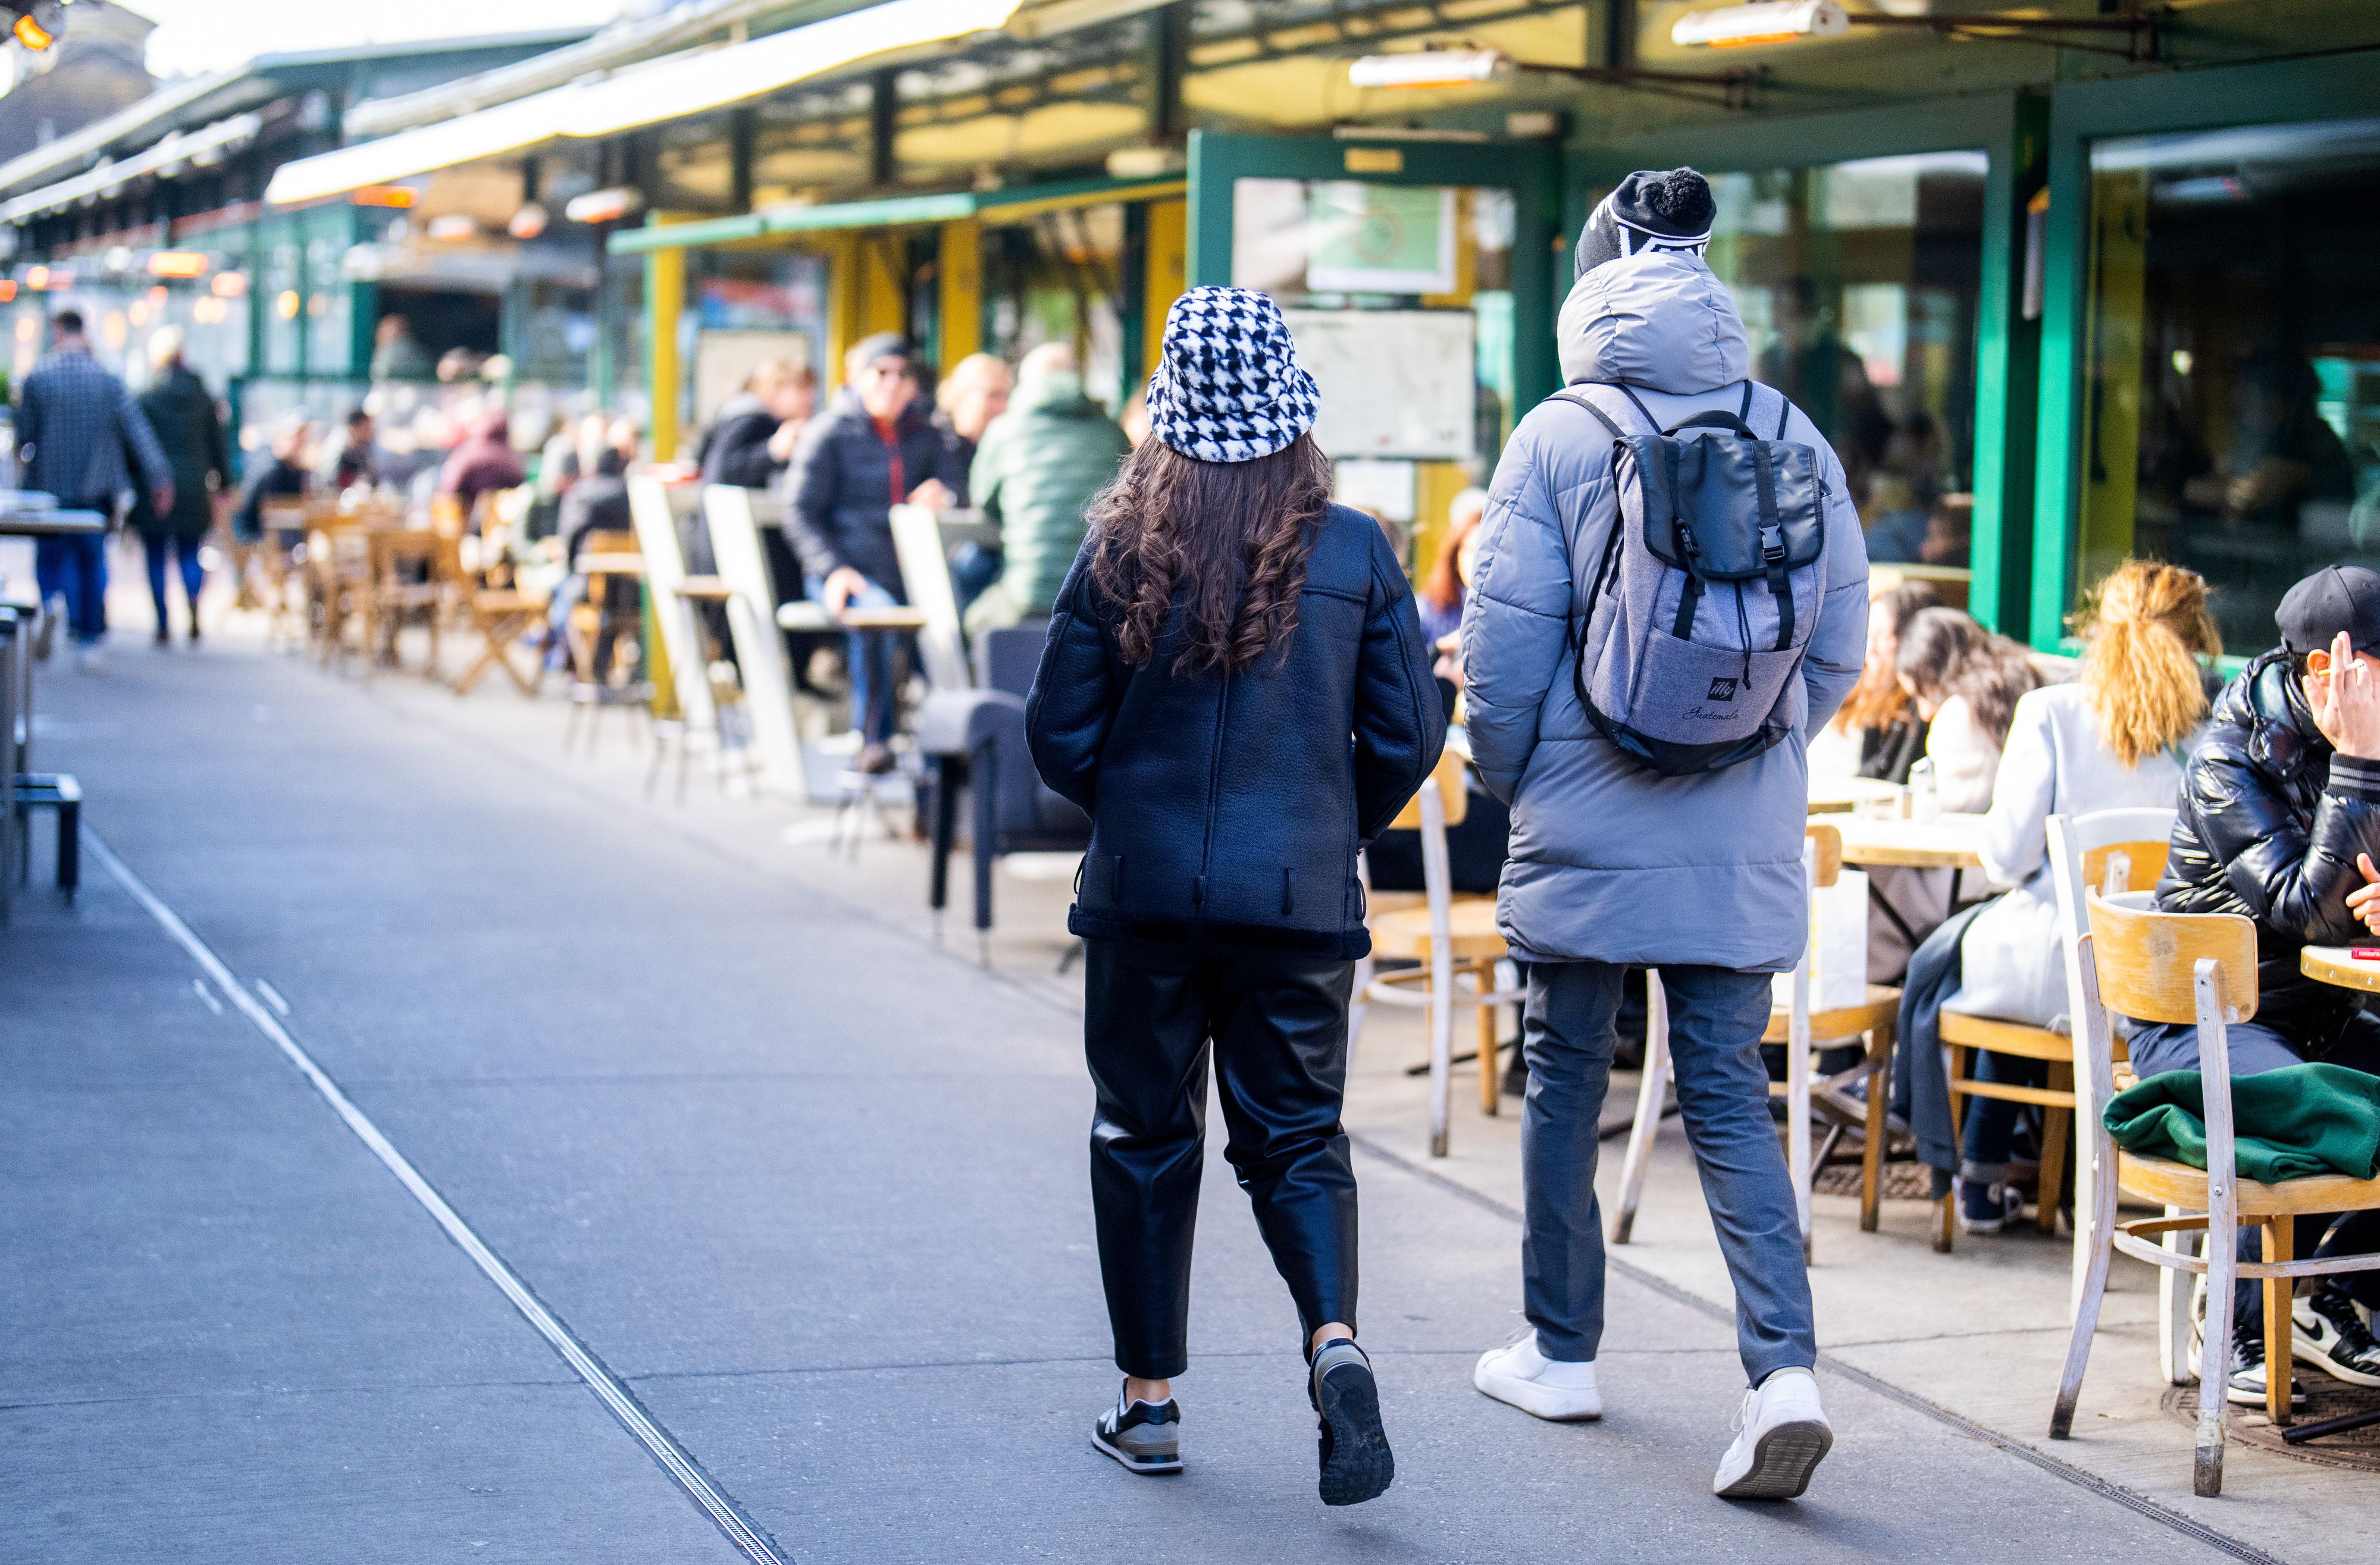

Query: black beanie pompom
<box><xmin>1641</xmin><ymin>168</ymin><xmax>1717</xmax><ymax>234</ymax></box>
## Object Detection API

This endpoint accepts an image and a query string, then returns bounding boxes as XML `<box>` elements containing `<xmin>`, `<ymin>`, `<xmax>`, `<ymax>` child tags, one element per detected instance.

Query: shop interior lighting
<box><xmin>145</xmin><ymin>252</ymin><xmax>208</xmax><ymax>279</ymax></box>
<box><xmin>1671</xmin><ymin>2</ymin><xmax>2159</xmax><ymax>60</ymax></box>
<box><xmin>563</xmin><ymin>187</ymin><xmax>641</xmax><ymax>225</ymax></box>
<box><xmin>210</xmin><ymin>271</ymin><xmax>248</xmax><ymax>298</ymax></box>
<box><xmin>508</xmin><ymin>202</ymin><xmax>549</xmax><ymax>240</ymax></box>
<box><xmin>425</xmin><ymin>215</ymin><xmax>478</xmax><ymax>242</ymax></box>
<box><xmin>267</xmin><ymin>0</ymin><xmax>1022</xmax><ymax>206</ymax></box>
<box><xmin>1348</xmin><ymin>45</ymin><xmax>1753</xmax><ymax>108</ymax></box>
<box><xmin>350</xmin><ymin>186</ymin><xmax>416</xmax><ymax>209</ymax></box>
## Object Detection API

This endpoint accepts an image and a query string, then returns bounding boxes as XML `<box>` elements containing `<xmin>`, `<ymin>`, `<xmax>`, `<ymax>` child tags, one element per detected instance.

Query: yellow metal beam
<box><xmin>644</xmin><ymin>225</ymin><xmax>688</xmax><ymax>463</ymax></box>
<box><xmin>1143</xmin><ymin>196</ymin><xmax>1186</xmax><ymax>382</ymax></box>
<box><xmin>938</xmin><ymin>218</ymin><xmax>982</xmax><ymax>372</ymax></box>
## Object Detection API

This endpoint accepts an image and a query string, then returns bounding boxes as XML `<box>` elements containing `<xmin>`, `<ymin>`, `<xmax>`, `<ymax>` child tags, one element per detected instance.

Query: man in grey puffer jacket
<box><xmin>1460</xmin><ymin>170</ymin><xmax>1868</xmax><ymax>1501</ymax></box>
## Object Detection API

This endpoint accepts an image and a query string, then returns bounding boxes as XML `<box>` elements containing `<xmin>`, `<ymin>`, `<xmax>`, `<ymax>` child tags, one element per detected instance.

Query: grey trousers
<box><xmin>1521</xmin><ymin>959</ymin><xmax>1818</xmax><ymax>1386</ymax></box>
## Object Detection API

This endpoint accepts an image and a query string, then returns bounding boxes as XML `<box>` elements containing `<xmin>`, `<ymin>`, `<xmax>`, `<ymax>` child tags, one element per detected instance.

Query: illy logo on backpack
<box><xmin>1559</xmin><ymin>379</ymin><xmax>1828</xmax><ymax>777</ymax></box>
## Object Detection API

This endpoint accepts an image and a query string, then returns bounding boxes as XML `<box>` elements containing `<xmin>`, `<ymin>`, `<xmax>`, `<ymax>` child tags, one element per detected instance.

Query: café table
<box><xmin>1809</xmin><ymin>776</ymin><xmax>1904</xmax><ymax>814</ymax></box>
<box><xmin>1833</xmin><ymin>812</ymin><xmax>1988</xmax><ymax>871</ymax></box>
<box><xmin>2301</xmin><ymin>946</ymin><xmax>2380</xmax><ymax>996</ymax></box>
<box><xmin>0</xmin><ymin>503</ymin><xmax>106</xmax><ymax>920</ymax></box>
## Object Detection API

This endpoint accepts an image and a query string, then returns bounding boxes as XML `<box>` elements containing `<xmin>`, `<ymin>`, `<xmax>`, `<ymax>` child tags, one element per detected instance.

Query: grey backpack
<box><xmin>1558</xmin><ymin>380</ymin><xmax>1829</xmax><ymax>777</ymax></box>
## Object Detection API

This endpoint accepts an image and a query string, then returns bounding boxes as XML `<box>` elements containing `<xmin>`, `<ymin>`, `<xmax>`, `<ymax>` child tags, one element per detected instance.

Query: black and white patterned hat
<box><xmin>1146</xmin><ymin>286</ymin><xmax>1319</xmax><ymax>464</ymax></box>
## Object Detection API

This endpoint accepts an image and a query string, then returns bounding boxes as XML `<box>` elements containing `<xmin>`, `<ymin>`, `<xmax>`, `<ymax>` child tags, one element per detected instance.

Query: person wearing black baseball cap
<box><xmin>2143</xmin><ymin>562</ymin><xmax>2380</xmax><ymax>1406</ymax></box>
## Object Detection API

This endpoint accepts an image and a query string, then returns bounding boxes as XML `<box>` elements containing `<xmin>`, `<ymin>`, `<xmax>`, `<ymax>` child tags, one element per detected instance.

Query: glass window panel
<box><xmin>981</xmin><ymin>204</ymin><xmax>1127</xmax><ymax>415</ymax></box>
<box><xmin>2080</xmin><ymin>115</ymin><xmax>2380</xmax><ymax>654</ymax></box>
<box><xmin>1688</xmin><ymin>150</ymin><xmax>1986</xmax><ymax>573</ymax></box>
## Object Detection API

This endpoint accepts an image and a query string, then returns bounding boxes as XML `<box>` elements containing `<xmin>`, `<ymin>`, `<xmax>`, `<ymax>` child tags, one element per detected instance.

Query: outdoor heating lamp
<box><xmin>1347</xmin><ymin>49</ymin><xmax>1512</xmax><ymax>89</ymax></box>
<box><xmin>8</xmin><ymin>1</ymin><xmax>65</xmax><ymax>51</ymax></box>
<box><xmin>1671</xmin><ymin>2</ymin><xmax>2160</xmax><ymax>59</ymax></box>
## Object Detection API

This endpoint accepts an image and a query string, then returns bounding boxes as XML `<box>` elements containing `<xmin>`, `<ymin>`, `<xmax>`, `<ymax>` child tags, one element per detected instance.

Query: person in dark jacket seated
<box><xmin>783</xmin><ymin>334</ymin><xmax>963</xmax><ymax>772</ymax></box>
<box><xmin>2140</xmin><ymin>564</ymin><xmax>2380</xmax><ymax>1406</ymax></box>
<box><xmin>544</xmin><ymin>419</ymin><xmax>642</xmax><ymax>679</ymax></box>
<box><xmin>1026</xmin><ymin>287</ymin><xmax>1441</xmax><ymax>1506</ymax></box>
<box><xmin>698</xmin><ymin>360</ymin><xmax>815</xmax><ymax>491</ymax></box>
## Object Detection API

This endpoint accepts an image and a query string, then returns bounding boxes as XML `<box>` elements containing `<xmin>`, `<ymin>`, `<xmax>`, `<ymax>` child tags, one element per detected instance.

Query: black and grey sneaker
<box><xmin>1091</xmin><ymin>1384</ymin><xmax>1182</xmax><ymax>1475</ymax></box>
<box><xmin>1309</xmin><ymin>1338</ymin><xmax>1394</xmax><ymax>1506</ymax></box>
<box><xmin>2294</xmin><ymin>1284</ymin><xmax>2380</xmax><ymax>1388</ymax></box>
<box><xmin>2191</xmin><ymin>1315</ymin><xmax>2307</xmax><ymax>1409</ymax></box>
<box><xmin>1956</xmin><ymin>1176</ymin><xmax>2022</xmax><ymax>1235</ymax></box>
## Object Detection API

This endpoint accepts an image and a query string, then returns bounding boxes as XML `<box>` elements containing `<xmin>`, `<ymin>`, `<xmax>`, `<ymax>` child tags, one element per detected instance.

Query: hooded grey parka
<box><xmin>1460</xmin><ymin>250</ymin><xmax>1870</xmax><ymax>971</ymax></box>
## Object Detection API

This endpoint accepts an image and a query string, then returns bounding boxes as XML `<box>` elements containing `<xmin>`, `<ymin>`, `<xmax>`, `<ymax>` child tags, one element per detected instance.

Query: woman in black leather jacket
<box><xmin>1026</xmin><ymin>287</ymin><xmax>1440</xmax><ymax>1505</ymax></box>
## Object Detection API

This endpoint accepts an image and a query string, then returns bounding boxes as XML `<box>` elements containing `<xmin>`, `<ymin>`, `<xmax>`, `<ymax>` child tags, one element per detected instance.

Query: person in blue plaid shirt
<box><xmin>14</xmin><ymin>309</ymin><xmax>173</xmax><ymax>667</ymax></box>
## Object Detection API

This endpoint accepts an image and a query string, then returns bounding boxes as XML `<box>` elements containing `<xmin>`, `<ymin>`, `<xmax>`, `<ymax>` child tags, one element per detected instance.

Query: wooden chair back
<box><xmin>1805</xmin><ymin>822</ymin><xmax>1843</xmax><ymax>889</ymax></box>
<box><xmin>2084</xmin><ymin>890</ymin><xmax>2258</xmax><ymax>1027</ymax></box>
<box><xmin>2084</xmin><ymin>838</ymin><xmax>2171</xmax><ymax>897</ymax></box>
<box><xmin>1389</xmin><ymin>748</ymin><xmax>1470</xmax><ymax>833</ymax></box>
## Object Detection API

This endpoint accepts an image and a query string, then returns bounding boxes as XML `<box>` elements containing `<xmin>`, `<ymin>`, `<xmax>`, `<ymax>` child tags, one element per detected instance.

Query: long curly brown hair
<box><xmin>1086</xmin><ymin>431</ymin><xmax>1332</xmax><ymax>675</ymax></box>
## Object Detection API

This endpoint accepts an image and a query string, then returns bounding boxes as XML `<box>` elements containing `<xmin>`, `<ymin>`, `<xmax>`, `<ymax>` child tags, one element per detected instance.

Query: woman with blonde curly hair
<box><xmin>1917</xmin><ymin>559</ymin><xmax>2221</xmax><ymax>1232</ymax></box>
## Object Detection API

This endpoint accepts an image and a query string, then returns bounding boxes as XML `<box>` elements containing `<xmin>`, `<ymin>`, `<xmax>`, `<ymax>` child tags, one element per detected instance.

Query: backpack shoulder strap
<box><xmin>1548</xmin><ymin>383</ymin><xmax>1632</xmax><ymax>443</ymax></box>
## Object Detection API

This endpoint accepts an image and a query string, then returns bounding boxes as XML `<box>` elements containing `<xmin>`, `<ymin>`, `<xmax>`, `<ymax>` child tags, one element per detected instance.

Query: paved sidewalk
<box><xmin>0</xmin><ymin>620</ymin><xmax>2321</xmax><ymax>1562</ymax></box>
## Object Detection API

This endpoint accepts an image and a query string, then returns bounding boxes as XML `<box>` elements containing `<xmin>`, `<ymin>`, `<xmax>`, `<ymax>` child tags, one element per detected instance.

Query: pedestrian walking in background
<box><xmin>12</xmin><ymin>308</ymin><xmax>174</xmax><ymax>670</ymax></box>
<box><xmin>318</xmin><ymin>405</ymin><xmax>380</xmax><ymax>493</ymax></box>
<box><xmin>130</xmin><ymin>327</ymin><xmax>227</xmax><ymax>647</ymax></box>
<box><xmin>1459</xmin><ymin>169</ymin><xmax>1869</xmax><ymax>1501</ymax></box>
<box><xmin>783</xmin><ymin>334</ymin><xmax>964</xmax><ymax>773</ymax></box>
<box><xmin>1026</xmin><ymin>286</ymin><xmax>1442</xmax><ymax>1506</ymax></box>
<box><xmin>963</xmin><ymin>341</ymin><xmax>1130</xmax><ymax>634</ymax></box>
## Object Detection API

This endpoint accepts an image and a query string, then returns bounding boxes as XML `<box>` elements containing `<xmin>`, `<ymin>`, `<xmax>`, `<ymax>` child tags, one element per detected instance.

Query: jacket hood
<box><xmin>1016</xmin><ymin>368</ymin><xmax>1098</xmax><ymax>416</ymax></box>
<box><xmin>1557</xmin><ymin>249</ymin><xmax>1749</xmax><ymax>394</ymax></box>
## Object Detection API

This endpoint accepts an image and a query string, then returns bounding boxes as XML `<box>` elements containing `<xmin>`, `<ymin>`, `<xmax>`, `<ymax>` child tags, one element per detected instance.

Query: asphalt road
<box><xmin>0</xmin><ymin>642</ymin><xmax>2243</xmax><ymax>1563</ymax></box>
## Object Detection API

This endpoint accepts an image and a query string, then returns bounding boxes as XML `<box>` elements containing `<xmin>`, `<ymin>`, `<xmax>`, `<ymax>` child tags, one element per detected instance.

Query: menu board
<box><xmin>1282</xmin><ymin>307</ymin><xmax>1475</xmax><ymax>462</ymax></box>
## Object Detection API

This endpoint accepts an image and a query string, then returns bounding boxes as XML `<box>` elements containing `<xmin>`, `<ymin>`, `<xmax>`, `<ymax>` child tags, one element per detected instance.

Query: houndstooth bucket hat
<box><xmin>1145</xmin><ymin>286</ymin><xmax>1320</xmax><ymax>463</ymax></box>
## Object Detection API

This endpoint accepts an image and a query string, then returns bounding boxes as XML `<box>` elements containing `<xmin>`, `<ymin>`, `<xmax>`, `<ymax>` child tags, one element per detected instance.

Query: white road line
<box><xmin>190</xmin><ymin>978</ymin><xmax>224</xmax><ymax>1015</ymax></box>
<box><xmin>254</xmin><ymin>978</ymin><xmax>292</xmax><ymax>1015</ymax></box>
<box><xmin>86</xmin><ymin>829</ymin><xmax>785</xmax><ymax>1565</ymax></box>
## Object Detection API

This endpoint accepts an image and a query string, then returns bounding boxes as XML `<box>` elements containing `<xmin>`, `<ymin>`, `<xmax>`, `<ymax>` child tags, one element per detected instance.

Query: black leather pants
<box><xmin>1083</xmin><ymin>937</ymin><xmax>1359</xmax><ymax>1379</ymax></box>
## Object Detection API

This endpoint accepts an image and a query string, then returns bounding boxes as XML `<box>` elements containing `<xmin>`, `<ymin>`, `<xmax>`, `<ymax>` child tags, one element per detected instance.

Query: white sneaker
<box><xmin>1714</xmin><ymin>1368</ymin><xmax>1832</xmax><ymax>1500</ymax></box>
<box><xmin>1473</xmin><ymin>1331</ymin><xmax>1601</xmax><ymax>1421</ymax></box>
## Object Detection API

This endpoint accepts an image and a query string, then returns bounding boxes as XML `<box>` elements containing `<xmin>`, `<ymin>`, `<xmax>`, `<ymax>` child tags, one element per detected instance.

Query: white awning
<box><xmin>265</xmin><ymin>0</ymin><xmax>1023</xmax><ymax>208</ymax></box>
<box><xmin>1</xmin><ymin>113</ymin><xmax>264</xmax><ymax>226</ymax></box>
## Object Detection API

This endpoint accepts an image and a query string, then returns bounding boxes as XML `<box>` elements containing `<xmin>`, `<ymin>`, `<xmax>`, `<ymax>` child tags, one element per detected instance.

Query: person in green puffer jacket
<box><xmin>964</xmin><ymin>343</ymin><xmax>1132</xmax><ymax>636</ymax></box>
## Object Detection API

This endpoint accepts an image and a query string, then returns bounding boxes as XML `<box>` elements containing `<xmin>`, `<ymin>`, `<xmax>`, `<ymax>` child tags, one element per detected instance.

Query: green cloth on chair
<box><xmin>2105</xmin><ymin>1064</ymin><xmax>2380</xmax><ymax>1183</ymax></box>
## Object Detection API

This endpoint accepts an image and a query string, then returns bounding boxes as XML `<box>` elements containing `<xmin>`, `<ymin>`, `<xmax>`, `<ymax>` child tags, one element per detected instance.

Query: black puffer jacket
<box><xmin>782</xmin><ymin>390</ymin><xmax>960</xmax><ymax>594</ymax></box>
<box><xmin>1026</xmin><ymin>504</ymin><xmax>1443</xmax><ymax>957</ymax></box>
<box><xmin>2157</xmin><ymin>651</ymin><xmax>2380</xmax><ymax>1040</ymax></box>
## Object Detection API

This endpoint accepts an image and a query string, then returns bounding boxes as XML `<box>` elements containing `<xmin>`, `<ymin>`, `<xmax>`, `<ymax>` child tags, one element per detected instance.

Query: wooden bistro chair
<box><xmin>2052</xmin><ymin>889</ymin><xmax>2380</xmax><ymax>1495</ymax></box>
<box><xmin>361</xmin><ymin>529</ymin><xmax>450</xmax><ymax>679</ymax></box>
<box><xmin>1360</xmin><ymin>748</ymin><xmax>1522</xmax><ymax>1158</ymax></box>
<box><xmin>453</xmin><ymin>564</ymin><xmax>546</xmax><ymax>698</ymax></box>
<box><xmin>304</xmin><ymin>515</ymin><xmax>372</xmax><ymax>671</ymax></box>
<box><xmin>1936</xmin><ymin>806</ymin><xmax>2175</xmax><ymax>1255</ymax></box>
<box><xmin>253</xmin><ymin>497</ymin><xmax>311</xmax><ymax>649</ymax></box>
<box><xmin>1610</xmin><ymin>823</ymin><xmax>1900</xmax><ymax>1257</ymax></box>
<box><xmin>561</xmin><ymin>531</ymin><xmax>654</xmax><ymax>754</ymax></box>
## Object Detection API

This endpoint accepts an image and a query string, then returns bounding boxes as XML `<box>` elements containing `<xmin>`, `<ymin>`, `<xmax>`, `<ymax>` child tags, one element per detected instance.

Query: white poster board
<box><xmin>1281</xmin><ymin>308</ymin><xmax>1474</xmax><ymax>462</ymax></box>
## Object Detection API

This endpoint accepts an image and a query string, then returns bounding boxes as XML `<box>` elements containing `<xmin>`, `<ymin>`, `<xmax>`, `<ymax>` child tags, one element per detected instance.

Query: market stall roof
<box><xmin>1</xmin><ymin>114</ymin><xmax>264</xmax><ymax>226</ymax></box>
<box><xmin>605</xmin><ymin>170</ymin><xmax>1185</xmax><ymax>253</ymax></box>
<box><xmin>264</xmin><ymin>0</ymin><xmax>1026</xmax><ymax>208</ymax></box>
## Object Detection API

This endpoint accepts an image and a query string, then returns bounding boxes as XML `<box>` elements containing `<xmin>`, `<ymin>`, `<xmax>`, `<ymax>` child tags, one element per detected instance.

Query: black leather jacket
<box><xmin>782</xmin><ymin>391</ymin><xmax>960</xmax><ymax>593</ymax></box>
<box><xmin>1026</xmin><ymin>504</ymin><xmax>1443</xmax><ymax>957</ymax></box>
<box><xmin>2156</xmin><ymin>651</ymin><xmax>2380</xmax><ymax>1041</ymax></box>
